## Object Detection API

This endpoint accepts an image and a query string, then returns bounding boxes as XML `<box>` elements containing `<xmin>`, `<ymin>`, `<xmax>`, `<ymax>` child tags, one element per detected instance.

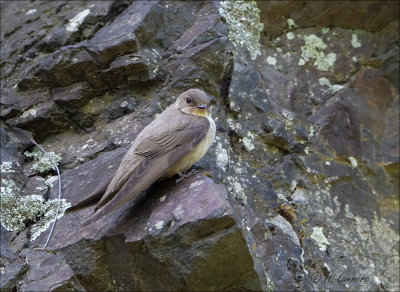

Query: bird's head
<box><xmin>176</xmin><ymin>89</ymin><xmax>212</xmax><ymax>118</ymax></box>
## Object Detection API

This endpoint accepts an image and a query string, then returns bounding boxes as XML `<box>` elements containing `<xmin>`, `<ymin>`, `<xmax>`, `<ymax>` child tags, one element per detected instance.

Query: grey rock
<box><xmin>21</xmin><ymin>176</ymin><xmax>48</xmax><ymax>198</ymax></box>
<box><xmin>0</xmin><ymin>126</ymin><xmax>32</xmax><ymax>195</ymax></box>
<box><xmin>9</xmin><ymin>229</ymin><xmax>30</xmax><ymax>255</ymax></box>
<box><xmin>0</xmin><ymin>259</ymin><xmax>29</xmax><ymax>292</ymax></box>
<box><xmin>0</xmin><ymin>226</ymin><xmax>16</xmax><ymax>265</ymax></box>
<box><xmin>1</xmin><ymin>1</ymin><xmax>399</xmax><ymax>291</ymax></box>
<box><xmin>8</xmin><ymin>101</ymin><xmax>71</xmax><ymax>142</ymax></box>
<box><xmin>19</xmin><ymin>249</ymin><xmax>86</xmax><ymax>292</ymax></box>
<box><xmin>52</xmin><ymin>82</ymin><xmax>104</xmax><ymax>110</ymax></box>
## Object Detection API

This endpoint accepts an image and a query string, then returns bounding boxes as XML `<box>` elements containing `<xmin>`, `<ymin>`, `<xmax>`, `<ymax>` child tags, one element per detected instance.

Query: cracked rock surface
<box><xmin>1</xmin><ymin>1</ymin><xmax>399</xmax><ymax>291</ymax></box>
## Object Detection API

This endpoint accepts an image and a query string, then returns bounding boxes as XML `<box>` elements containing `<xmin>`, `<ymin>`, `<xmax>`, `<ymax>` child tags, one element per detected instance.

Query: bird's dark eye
<box><xmin>186</xmin><ymin>98</ymin><xmax>192</xmax><ymax>103</ymax></box>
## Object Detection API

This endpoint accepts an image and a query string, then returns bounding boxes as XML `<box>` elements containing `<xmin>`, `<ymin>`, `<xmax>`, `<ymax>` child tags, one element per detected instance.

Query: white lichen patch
<box><xmin>242</xmin><ymin>132</ymin><xmax>255</xmax><ymax>151</ymax></box>
<box><xmin>225</xmin><ymin>166</ymin><xmax>247</xmax><ymax>205</ymax></box>
<box><xmin>282</xmin><ymin>109</ymin><xmax>295</xmax><ymax>130</ymax></box>
<box><xmin>301</xmin><ymin>249</ymin><xmax>307</xmax><ymax>273</ymax></box>
<box><xmin>25</xmin><ymin>150</ymin><xmax>62</xmax><ymax>173</ymax></box>
<box><xmin>45</xmin><ymin>176</ymin><xmax>58</xmax><ymax>187</ymax></box>
<box><xmin>318</xmin><ymin>77</ymin><xmax>344</xmax><ymax>94</ymax></box>
<box><xmin>324</xmin><ymin>176</ymin><xmax>339</xmax><ymax>185</ymax></box>
<box><xmin>1</xmin><ymin>161</ymin><xmax>16</xmax><ymax>173</ymax></box>
<box><xmin>159</xmin><ymin>195</ymin><xmax>166</xmax><ymax>202</ymax></box>
<box><xmin>267</xmin><ymin>56</ymin><xmax>277</xmax><ymax>66</ymax></box>
<box><xmin>142</xmin><ymin>49</ymin><xmax>161</xmax><ymax>79</ymax></box>
<box><xmin>189</xmin><ymin>180</ymin><xmax>203</xmax><ymax>189</ymax></box>
<box><xmin>306</xmin><ymin>167</ymin><xmax>318</xmax><ymax>174</ymax></box>
<box><xmin>226</xmin><ymin>117</ymin><xmax>242</xmax><ymax>132</ymax></box>
<box><xmin>290</xmin><ymin>180</ymin><xmax>297</xmax><ymax>193</ymax></box>
<box><xmin>349</xmin><ymin>156</ymin><xmax>358</xmax><ymax>168</ymax></box>
<box><xmin>30</xmin><ymin>198</ymin><xmax>70</xmax><ymax>240</ymax></box>
<box><xmin>311</xmin><ymin>226</ymin><xmax>330</xmax><ymax>251</ymax></box>
<box><xmin>229</xmin><ymin>99</ymin><xmax>241</xmax><ymax>112</ymax></box>
<box><xmin>308</xmin><ymin>125</ymin><xmax>315</xmax><ymax>138</ymax></box>
<box><xmin>66</xmin><ymin>9</ymin><xmax>91</xmax><ymax>32</ymax></box>
<box><xmin>26</xmin><ymin>9</ymin><xmax>37</xmax><ymax>16</ymax></box>
<box><xmin>277</xmin><ymin>192</ymin><xmax>288</xmax><ymax>201</ymax></box>
<box><xmin>173</xmin><ymin>204</ymin><xmax>184</xmax><ymax>217</ymax></box>
<box><xmin>219</xmin><ymin>0</ymin><xmax>264</xmax><ymax>60</ymax></box>
<box><xmin>1</xmin><ymin>184</ymin><xmax>42</xmax><ymax>231</ymax></box>
<box><xmin>232</xmin><ymin>181</ymin><xmax>246</xmax><ymax>201</ymax></box>
<box><xmin>282</xmin><ymin>109</ymin><xmax>294</xmax><ymax>121</ymax></box>
<box><xmin>287</xmin><ymin>18</ymin><xmax>296</xmax><ymax>29</ymax></box>
<box><xmin>286</xmin><ymin>32</ymin><xmax>295</xmax><ymax>40</ymax></box>
<box><xmin>351</xmin><ymin>34</ymin><xmax>362</xmax><ymax>48</ymax></box>
<box><xmin>300</xmin><ymin>34</ymin><xmax>336</xmax><ymax>71</ymax></box>
<box><xmin>21</xmin><ymin>107</ymin><xmax>37</xmax><ymax>118</ymax></box>
<box><xmin>322</xmin><ymin>27</ymin><xmax>330</xmax><ymax>34</ymax></box>
<box><xmin>242</xmin><ymin>137</ymin><xmax>254</xmax><ymax>151</ymax></box>
<box><xmin>0</xmin><ymin>178</ymin><xmax>70</xmax><ymax>240</ymax></box>
<box><xmin>215</xmin><ymin>138</ymin><xmax>229</xmax><ymax>172</ymax></box>
<box><xmin>155</xmin><ymin>220</ymin><xmax>164</xmax><ymax>230</ymax></box>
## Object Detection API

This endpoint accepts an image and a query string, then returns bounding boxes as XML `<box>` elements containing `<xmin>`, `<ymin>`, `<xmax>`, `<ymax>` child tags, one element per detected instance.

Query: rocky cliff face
<box><xmin>1</xmin><ymin>1</ymin><xmax>399</xmax><ymax>291</ymax></box>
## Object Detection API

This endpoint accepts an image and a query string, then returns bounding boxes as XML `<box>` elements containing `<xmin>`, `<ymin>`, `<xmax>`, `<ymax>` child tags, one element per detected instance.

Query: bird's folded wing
<box><xmin>95</xmin><ymin>106</ymin><xmax>200</xmax><ymax>207</ymax></box>
<box><xmin>87</xmin><ymin>116</ymin><xmax>210</xmax><ymax>223</ymax></box>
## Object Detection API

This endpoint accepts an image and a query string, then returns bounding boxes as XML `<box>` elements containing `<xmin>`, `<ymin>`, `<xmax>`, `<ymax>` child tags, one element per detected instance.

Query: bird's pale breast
<box><xmin>163</xmin><ymin>116</ymin><xmax>216</xmax><ymax>178</ymax></box>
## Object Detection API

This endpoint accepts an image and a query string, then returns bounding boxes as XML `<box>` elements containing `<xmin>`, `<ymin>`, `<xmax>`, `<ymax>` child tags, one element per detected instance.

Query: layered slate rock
<box><xmin>33</xmin><ymin>172</ymin><xmax>261</xmax><ymax>291</ymax></box>
<box><xmin>1</xmin><ymin>1</ymin><xmax>399</xmax><ymax>291</ymax></box>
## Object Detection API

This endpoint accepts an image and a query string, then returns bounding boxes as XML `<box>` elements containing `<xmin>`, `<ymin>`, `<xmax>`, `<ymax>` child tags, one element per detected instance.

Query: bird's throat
<box><xmin>183</xmin><ymin>107</ymin><xmax>210</xmax><ymax>118</ymax></box>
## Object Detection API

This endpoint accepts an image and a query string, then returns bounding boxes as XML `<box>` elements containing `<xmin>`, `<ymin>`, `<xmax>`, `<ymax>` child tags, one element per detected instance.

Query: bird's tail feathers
<box><xmin>66</xmin><ymin>178</ymin><xmax>111</xmax><ymax>213</ymax></box>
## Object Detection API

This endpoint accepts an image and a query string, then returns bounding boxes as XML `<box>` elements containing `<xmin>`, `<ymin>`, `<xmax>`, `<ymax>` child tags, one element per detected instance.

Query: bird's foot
<box><xmin>176</xmin><ymin>168</ymin><xmax>197</xmax><ymax>184</ymax></box>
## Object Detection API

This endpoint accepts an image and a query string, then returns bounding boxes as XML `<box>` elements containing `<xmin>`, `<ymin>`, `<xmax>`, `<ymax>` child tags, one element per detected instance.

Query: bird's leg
<box><xmin>176</xmin><ymin>168</ymin><xmax>198</xmax><ymax>184</ymax></box>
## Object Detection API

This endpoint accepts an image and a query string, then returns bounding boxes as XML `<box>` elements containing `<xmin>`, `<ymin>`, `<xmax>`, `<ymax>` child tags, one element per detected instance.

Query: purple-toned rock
<box><xmin>0</xmin><ymin>259</ymin><xmax>29</xmax><ymax>291</ymax></box>
<box><xmin>21</xmin><ymin>176</ymin><xmax>48</xmax><ymax>198</ymax></box>
<box><xmin>47</xmin><ymin>148</ymin><xmax>125</xmax><ymax>210</ymax></box>
<box><xmin>1</xmin><ymin>1</ymin><xmax>399</xmax><ymax>291</ymax></box>
<box><xmin>31</xmin><ymin>173</ymin><xmax>261</xmax><ymax>291</ymax></box>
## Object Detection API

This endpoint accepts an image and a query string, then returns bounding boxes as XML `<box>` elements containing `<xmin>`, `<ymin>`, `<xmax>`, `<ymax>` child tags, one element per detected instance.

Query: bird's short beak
<box><xmin>197</xmin><ymin>104</ymin><xmax>207</xmax><ymax>109</ymax></box>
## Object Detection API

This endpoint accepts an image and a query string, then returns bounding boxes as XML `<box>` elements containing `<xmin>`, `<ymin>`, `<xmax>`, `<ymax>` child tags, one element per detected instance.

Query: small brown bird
<box><xmin>81</xmin><ymin>88</ymin><xmax>216</xmax><ymax>223</ymax></box>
